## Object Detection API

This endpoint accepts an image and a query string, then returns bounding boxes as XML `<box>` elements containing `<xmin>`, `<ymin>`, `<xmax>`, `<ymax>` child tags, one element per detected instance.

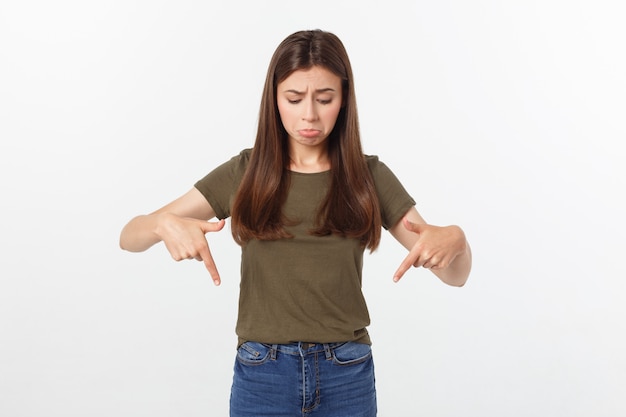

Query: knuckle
<box><xmin>193</xmin><ymin>241</ymin><xmax>208</xmax><ymax>252</ymax></box>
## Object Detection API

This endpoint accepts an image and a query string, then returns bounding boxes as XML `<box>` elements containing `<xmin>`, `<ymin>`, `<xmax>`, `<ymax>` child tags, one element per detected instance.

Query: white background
<box><xmin>1</xmin><ymin>1</ymin><xmax>625</xmax><ymax>416</ymax></box>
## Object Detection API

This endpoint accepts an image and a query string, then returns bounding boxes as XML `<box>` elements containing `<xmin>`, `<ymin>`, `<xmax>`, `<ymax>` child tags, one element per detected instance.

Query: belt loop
<box><xmin>323</xmin><ymin>343</ymin><xmax>332</xmax><ymax>360</ymax></box>
<box><xmin>270</xmin><ymin>344</ymin><xmax>278</xmax><ymax>360</ymax></box>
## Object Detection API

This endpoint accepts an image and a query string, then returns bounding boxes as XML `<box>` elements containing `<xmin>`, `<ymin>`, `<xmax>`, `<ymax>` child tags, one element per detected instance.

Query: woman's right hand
<box><xmin>155</xmin><ymin>213</ymin><xmax>226</xmax><ymax>285</ymax></box>
<box><xmin>120</xmin><ymin>187</ymin><xmax>225</xmax><ymax>285</ymax></box>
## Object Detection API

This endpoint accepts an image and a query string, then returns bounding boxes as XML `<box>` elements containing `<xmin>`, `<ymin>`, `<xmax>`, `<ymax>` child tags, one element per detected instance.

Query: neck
<box><xmin>289</xmin><ymin>145</ymin><xmax>330</xmax><ymax>173</ymax></box>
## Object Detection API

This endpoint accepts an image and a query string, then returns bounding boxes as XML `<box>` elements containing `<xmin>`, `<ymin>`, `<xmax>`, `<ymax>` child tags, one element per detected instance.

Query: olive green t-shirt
<box><xmin>194</xmin><ymin>149</ymin><xmax>415</xmax><ymax>346</ymax></box>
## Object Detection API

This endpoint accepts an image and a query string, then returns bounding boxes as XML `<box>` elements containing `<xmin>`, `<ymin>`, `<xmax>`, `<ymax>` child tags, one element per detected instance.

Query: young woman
<box><xmin>120</xmin><ymin>29</ymin><xmax>471</xmax><ymax>417</ymax></box>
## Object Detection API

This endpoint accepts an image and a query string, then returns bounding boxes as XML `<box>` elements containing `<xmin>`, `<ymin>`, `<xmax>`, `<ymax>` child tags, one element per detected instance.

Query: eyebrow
<box><xmin>283</xmin><ymin>88</ymin><xmax>337</xmax><ymax>94</ymax></box>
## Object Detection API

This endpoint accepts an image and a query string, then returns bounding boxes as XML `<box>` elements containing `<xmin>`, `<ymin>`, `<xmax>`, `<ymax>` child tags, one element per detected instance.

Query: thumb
<box><xmin>200</xmin><ymin>218</ymin><xmax>226</xmax><ymax>234</ymax></box>
<box><xmin>402</xmin><ymin>217</ymin><xmax>424</xmax><ymax>234</ymax></box>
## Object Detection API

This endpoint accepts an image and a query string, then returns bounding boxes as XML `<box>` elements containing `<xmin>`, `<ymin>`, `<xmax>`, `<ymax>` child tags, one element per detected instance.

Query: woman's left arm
<box><xmin>389</xmin><ymin>206</ymin><xmax>472</xmax><ymax>287</ymax></box>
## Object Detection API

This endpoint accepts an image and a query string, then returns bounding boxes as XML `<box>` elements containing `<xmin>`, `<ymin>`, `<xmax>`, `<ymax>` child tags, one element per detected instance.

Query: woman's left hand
<box><xmin>393</xmin><ymin>218</ymin><xmax>468</xmax><ymax>282</ymax></box>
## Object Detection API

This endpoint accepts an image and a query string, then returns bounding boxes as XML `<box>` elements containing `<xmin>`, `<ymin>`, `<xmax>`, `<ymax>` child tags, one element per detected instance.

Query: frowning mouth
<box><xmin>298</xmin><ymin>129</ymin><xmax>321</xmax><ymax>138</ymax></box>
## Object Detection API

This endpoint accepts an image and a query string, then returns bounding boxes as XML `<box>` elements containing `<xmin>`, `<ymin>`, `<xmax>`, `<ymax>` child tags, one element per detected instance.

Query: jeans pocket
<box><xmin>236</xmin><ymin>342</ymin><xmax>272</xmax><ymax>366</ymax></box>
<box><xmin>331</xmin><ymin>342</ymin><xmax>372</xmax><ymax>366</ymax></box>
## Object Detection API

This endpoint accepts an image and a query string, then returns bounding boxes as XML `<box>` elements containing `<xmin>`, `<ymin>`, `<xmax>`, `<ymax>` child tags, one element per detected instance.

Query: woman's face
<box><xmin>276</xmin><ymin>66</ymin><xmax>343</xmax><ymax>151</ymax></box>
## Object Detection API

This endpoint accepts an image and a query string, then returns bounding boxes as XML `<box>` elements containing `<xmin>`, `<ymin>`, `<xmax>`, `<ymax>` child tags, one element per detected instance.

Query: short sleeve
<box><xmin>366</xmin><ymin>155</ymin><xmax>416</xmax><ymax>230</ymax></box>
<box><xmin>194</xmin><ymin>149</ymin><xmax>251</xmax><ymax>219</ymax></box>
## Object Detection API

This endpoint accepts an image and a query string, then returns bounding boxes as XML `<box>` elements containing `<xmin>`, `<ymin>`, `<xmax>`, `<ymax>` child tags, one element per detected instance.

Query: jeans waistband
<box><xmin>261</xmin><ymin>341</ymin><xmax>346</xmax><ymax>360</ymax></box>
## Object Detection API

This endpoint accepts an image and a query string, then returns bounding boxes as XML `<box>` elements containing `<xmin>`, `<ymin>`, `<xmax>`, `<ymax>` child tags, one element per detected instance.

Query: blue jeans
<box><xmin>230</xmin><ymin>341</ymin><xmax>377</xmax><ymax>417</ymax></box>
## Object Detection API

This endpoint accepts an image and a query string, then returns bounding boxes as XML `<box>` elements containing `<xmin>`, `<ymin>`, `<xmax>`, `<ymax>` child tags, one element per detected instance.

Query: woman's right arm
<box><xmin>119</xmin><ymin>187</ymin><xmax>226</xmax><ymax>285</ymax></box>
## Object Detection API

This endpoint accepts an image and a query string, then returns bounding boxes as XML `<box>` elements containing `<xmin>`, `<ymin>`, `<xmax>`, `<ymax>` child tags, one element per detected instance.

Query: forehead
<box><xmin>278</xmin><ymin>66</ymin><xmax>342</xmax><ymax>90</ymax></box>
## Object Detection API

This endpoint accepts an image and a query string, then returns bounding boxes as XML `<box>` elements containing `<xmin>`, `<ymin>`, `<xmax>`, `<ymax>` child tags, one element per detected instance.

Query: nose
<box><xmin>302</xmin><ymin>99</ymin><xmax>319</xmax><ymax>122</ymax></box>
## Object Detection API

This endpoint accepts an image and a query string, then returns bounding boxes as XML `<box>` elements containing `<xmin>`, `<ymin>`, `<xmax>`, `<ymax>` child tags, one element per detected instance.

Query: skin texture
<box><xmin>119</xmin><ymin>66</ymin><xmax>471</xmax><ymax>287</ymax></box>
<box><xmin>389</xmin><ymin>207</ymin><xmax>471</xmax><ymax>286</ymax></box>
<box><xmin>119</xmin><ymin>188</ymin><xmax>225</xmax><ymax>284</ymax></box>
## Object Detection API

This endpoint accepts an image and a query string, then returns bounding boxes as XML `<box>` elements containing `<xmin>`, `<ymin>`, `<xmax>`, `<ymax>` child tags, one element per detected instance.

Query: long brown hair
<box><xmin>231</xmin><ymin>30</ymin><xmax>382</xmax><ymax>250</ymax></box>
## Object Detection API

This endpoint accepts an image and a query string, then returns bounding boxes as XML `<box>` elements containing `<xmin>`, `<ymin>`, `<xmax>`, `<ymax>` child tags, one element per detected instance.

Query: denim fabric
<box><xmin>230</xmin><ymin>341</ymin><xmax>377</xmax><ymax>417</ymax></box>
